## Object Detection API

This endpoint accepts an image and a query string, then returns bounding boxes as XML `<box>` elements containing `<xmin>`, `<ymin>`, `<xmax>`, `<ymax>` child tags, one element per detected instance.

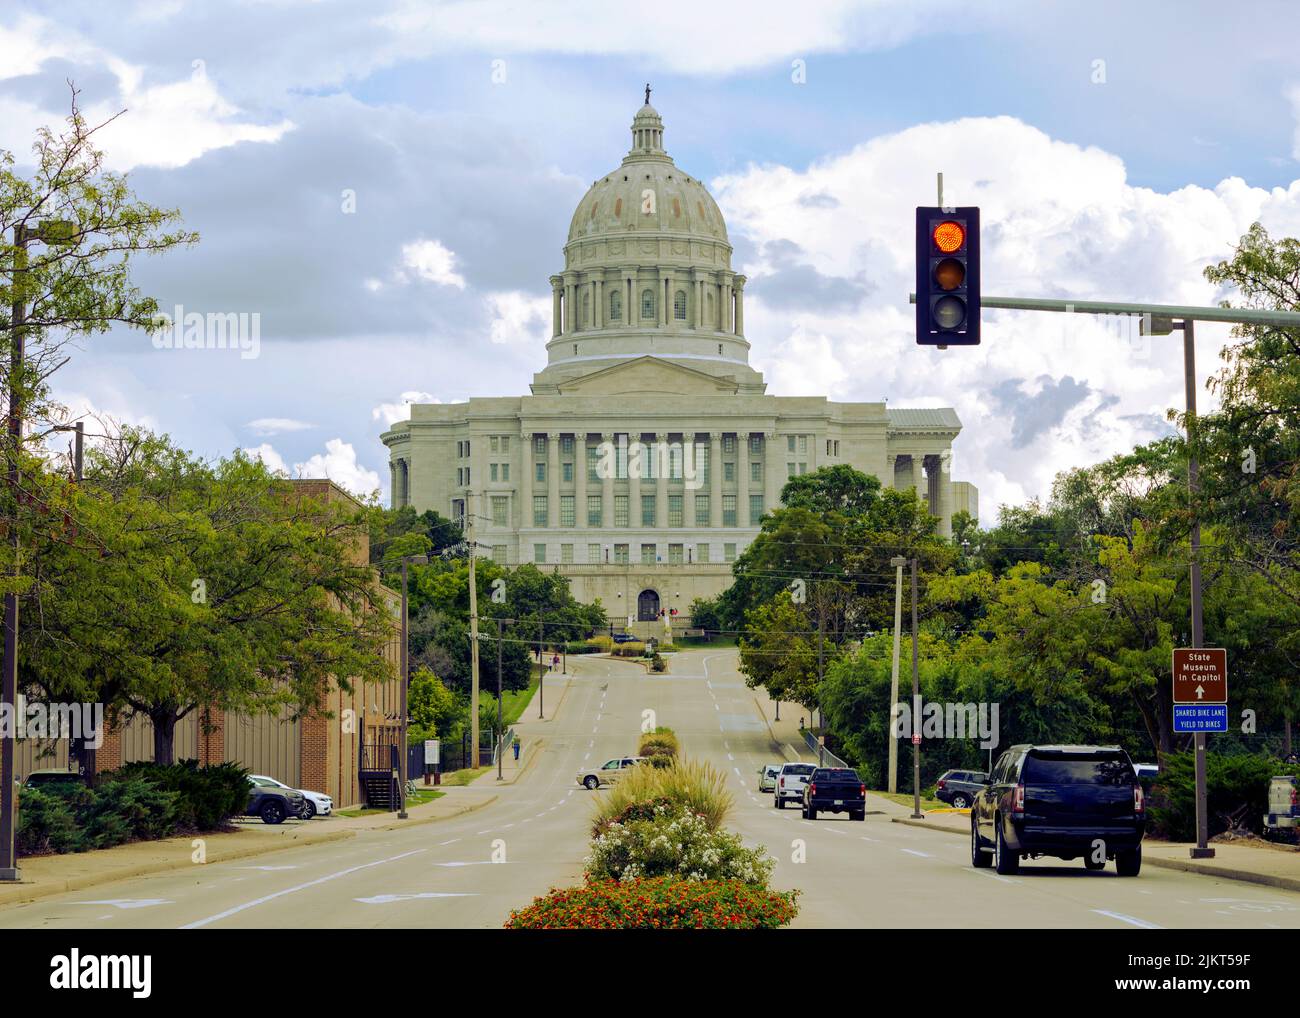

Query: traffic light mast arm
<box><xmin>907</xmin><ymin>292</ymin><xmax>1300</xmax><ymax>329</ymax></box>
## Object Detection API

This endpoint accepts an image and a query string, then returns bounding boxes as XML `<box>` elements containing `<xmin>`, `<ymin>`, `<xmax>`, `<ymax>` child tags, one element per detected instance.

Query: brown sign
<box><xmin>1172</xmin><ymin>648</ymin><xmax>1227</xmax><ymax>704</ymax></box>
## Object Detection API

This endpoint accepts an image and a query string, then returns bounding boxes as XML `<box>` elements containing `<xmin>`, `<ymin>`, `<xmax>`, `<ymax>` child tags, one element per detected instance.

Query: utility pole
<box><xmin>467</xmin><ymin>492</ymin><xmax>480</xmax><ymax>769</ymax></box>
<box><xmin>537</xmin><ymin>617</ymin><xmax>545</xmax><ymax>719</ymax></box>
<box><xmin>496</xmin><ymin>616</ymin><xmax>504</xmax><ymax>781</ymax></box>
<box><xmin>888</xmin><ymin>554</ymin><xmax>907</xmax><ymax>794</ymax></box>
<box><xmin>817</xmin><ymin>609</ymin><xmax>824</xmax><ymax>767</ymax></box>
<box><xmin>910</xmin><ymin>557</ymin><xmax>923</xmax><ymax>820</ymax></box>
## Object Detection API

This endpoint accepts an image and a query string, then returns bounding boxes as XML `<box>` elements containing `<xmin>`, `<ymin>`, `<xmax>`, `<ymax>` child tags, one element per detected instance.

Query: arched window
<box><xmin>641</xmin><ymin>289</ymin><xmax>656</xmax><ymax>320</ymax></box>
<box><xmin>673</xmin><ymin>290</ymin><xmax>687</xmax><ymax>320</ymax></box>
<box><xmin>609</xmin><ymin>289</ymin><xmax>621</xmax><ymax>321</ymax></box>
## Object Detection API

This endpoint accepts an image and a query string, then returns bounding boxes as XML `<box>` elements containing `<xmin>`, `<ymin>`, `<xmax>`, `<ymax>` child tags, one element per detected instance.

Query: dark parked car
<box><xmin>934</xmin><ymin>769</ymin><xmax>988</xmax><ymax>809</ymax></box>
<box><xmin>245</xmin><ymin>776</ymin><xmax>306</xmax><ymax>824</ymax></box>
<box><xmin>803</xmin><ymin>767</ymin><xmax>867</xmax><ymax>821</ymax></box>
<box><xmin>21</xmin><ymin>769</ymin><xmax>88</xmax><ymax>789</ymax></box>
<box><xmin>611</xmin><ymin>632</ymin><xmax>639</xmax><ymax>644</ymax></box>
<box><xmin>971</xmin><ymin>745</ymin><xmax>1145</xmax><ymax>876</ymax></box>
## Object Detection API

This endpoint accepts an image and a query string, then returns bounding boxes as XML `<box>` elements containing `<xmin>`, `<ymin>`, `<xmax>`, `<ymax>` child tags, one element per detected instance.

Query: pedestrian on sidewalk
<box><xmin>512</xmin><ymin>736</ymin><xmax>521</xmax><ymax>762</ymax></box>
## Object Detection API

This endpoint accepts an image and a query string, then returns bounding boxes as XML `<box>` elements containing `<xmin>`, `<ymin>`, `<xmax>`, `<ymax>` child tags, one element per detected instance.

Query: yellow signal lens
<box><xmin>932</xmin><ymin>221</ymin><xmax>965</xmax><ymax>253</ymax></box>
<box><xmin>934</xmin><ymin>257</ymin><xmax>965</xmax><ymax>291</ymax></box>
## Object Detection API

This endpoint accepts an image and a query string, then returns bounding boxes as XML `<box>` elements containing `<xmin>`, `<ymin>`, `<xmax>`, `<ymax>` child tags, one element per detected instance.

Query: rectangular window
<box><xmin>749</xmin><ymin>494</ymin><xmax>763</xmax><ymax>525</ymax></box>
<box><xmin>533</xmin><ymin>495</ymin><xmax>548</xmax><ymax>527</ymax></box>
<box><xmin>534</xmin><ymin>543</ymin><xmax>546</xmax><ymax>564</ymax></box>
<box><xmin>749</xmin><ymin>434</ymin><xmax>763</xmax><ymax>454</ymax></box>
<box><xmin>561</xmin><ymin>543</ymin><xmax>574</xmax><ymax>564</ymax></box>
<box><xmin>560</xmin><ymin>495</ymin><xmax>575</xmax><ymax>527</ymax></box>
<box><xmin>465</xmin><ymin>467</ymin><xmax>470</xmax><ymax>485</ymax></box>
<box><xmin>668</xmin><ymin>494</ymin><xmax>683</xmax><ymax>527</ymax></box>
<box><xmin>641</xmin><ymin>494</ymin><xmax>656</xmax><ymax>527</ymax></box>
<box><xmin>561</xmin><ymin>435</ymin><xmax>574</xmax><ymax>455</ymax></box>
<box><xmin>696</xmin><ymin>542</ymin><xmax>710</xmax><ymax>564</ymax></box>
<box><xmin>614</xmin><ymin>543</ymin><xmax>629</xmax><ymax>564</ymax></box>
<box><xmin>722</xmin><ymin>434</ymin><xmax>736</xmax><ymax>454</ymax></box>
<box><xmin>724</xmin><ymin>542</ymin><xmax>737</xmax><ymax>563</ymax></box>
<box><xmin>668</xmin><ymin>543</ymin><xmax>684</xmax><ymax>565</ymax></box>
<box><xmin>501</xmin><ymin>463</ymin><xmax>509</xmax><ymax>482</ymax></box>
<box><xmin>641</xmin><ymin>543</ymin><xmax>657</xmax><ymax>565</ymax></box>
<box><xmin>587</xmin><ymin>494</ymin><xmax>602</xmax><ymax>526</ymax></box>
<box><xmin>588</xmin><ymin>543</ymin><xmax>601</xmax><ymax>563</ymax></box>
<box><xmin>465</xmin><ymin>440</ymin><xmax>471</xmax><ymax>458</ymax></box>
<box><xmin>834</xmin><ymin>440</ymin><xmax>839</xmax><ymax>456</ymax></box>
<box><xmin>694</xmin><ymin>495</ymin><xmax>710</xmax><ymax>526</ymax></box>
<box><xmin>562</xmin><ymin>461</ymin><xmax>574</xmax><ymax>483</ymax></box>
<box><xmin>500</xmin><ymin>436</ymin><xmax>509</xmax><ymax>454</ymax></box>
<box><xmin>799</xmin><ymin>462</ymin><xmax>807</xmax><ymax>475</ymax></box>
<box><xmin>697</xmin><ymin>445</ymin><xmax>709</xmax><ymax>484</ymax></box>
<box><xmin>615</xmin><ymin>494</ymin><xmax>629</xmax><ymax>527</ymax></box>
<box><xmin>534</xmin><ymin>435</ymin><xmax>546</xmax><ymax>454</ymax></box>
<box><xmin>787</xmin><ymin>462</ymin><xmax>796</xmax><ymax>479</ymax></box>
<box><xmin>587</xmin><ymin>444</ymin><xmax>601</xmax><ymax>482</ymax></box>
<box><xmin>490</xmin><ymin>436</ymin><xmax>499</xmax><ymax>453</ymax></box>
<box><xmin>724</xmin><ymin>461</ymin><xmax>735</xmax><ymax>482</ymax></box>
<box><xmin>490</xmin><ymin>463</ymin><xmax>499</xmax><ymax>482</ymax></box>
<box><xmin>798</xmin><ymin>435</ymin><xmax>808</xmax><ymax>455</ymax></box>
<box><xmin>750</xmin><ymin>461</ymin><xmax>762</xmax><ymax>483</ymax></box>
<box><xmin>722</xmin><ymin>494</ymin><xmax>737</xmax><ymax>527</ymax></box>
<box><xmin>826</xmin><ymin>439</ymin><xmax>833</xmax><ymax>456</ymax></box>
<box><xmin>491</xmin><ymin>496</ymin><xmax>508</xmax><ymax>527</ymax></box>
<box><xmin>787</xmin><ymin>435</ymin><xmax>796</xmax><ymax>453</ymax></box>
<box><xmin>536</xmin><ymin>462</ymin><xmax>546</xmax><ymax>483</ymax></box>
<box><xmin>492</xmin><ymin>544</ymin><xmax>506</xmax><ymax>562</ymax></box>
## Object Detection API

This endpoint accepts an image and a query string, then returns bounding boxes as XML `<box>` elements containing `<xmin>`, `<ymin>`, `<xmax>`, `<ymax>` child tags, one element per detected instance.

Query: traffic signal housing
<box><xmin>916</xmin><ymin>206</ymin><xmax>980</xmax><ymax>346</ymax></box>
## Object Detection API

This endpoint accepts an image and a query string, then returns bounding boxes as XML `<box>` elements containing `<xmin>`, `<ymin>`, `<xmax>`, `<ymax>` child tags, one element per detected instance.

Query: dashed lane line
<box><xmin>1093</xmin><ymin>910</ymin><xmax>1163</xmax><ymax>930</ymax></box>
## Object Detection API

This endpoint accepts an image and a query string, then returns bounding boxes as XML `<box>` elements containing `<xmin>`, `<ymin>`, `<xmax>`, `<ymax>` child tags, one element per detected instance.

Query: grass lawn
<box><xmin>676</xmin><ymin>634</ymin><xmax>738</xmax><ymax>648</ymax></box>
<box><xmin>442</xmin><ymin>766</ymin><xmax>492</xmax><ymax>786</ymax></box>
<box><xmin>335</xmin><ymin>787</ymin><xmax>446</xmax><ymax>818</ymax></box>
<box><xmin>501</xmin><ymin>671</ymin><xmax>542</xmax><ymax>728</ymax></box>
<box><xmin>873</xmin><ymin>790</ymin><xmax>947</xmax><ymax>812</ymax></box>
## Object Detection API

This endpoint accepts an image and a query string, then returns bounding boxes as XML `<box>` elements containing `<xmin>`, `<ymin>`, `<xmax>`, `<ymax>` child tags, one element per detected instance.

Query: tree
<box><xmin>20</xmin><ymin>428</ymin><xmax>396</xmax><ymax>762</ymax></box>
<box><xmin>780</xmin><ymin>464</ymin><xmax>882</xmax><ymax>516</ymax></box>
<box><xmin>406</xmin><ymin>668</ymin><xmax>460</xmax><ymax>746</ymax></box>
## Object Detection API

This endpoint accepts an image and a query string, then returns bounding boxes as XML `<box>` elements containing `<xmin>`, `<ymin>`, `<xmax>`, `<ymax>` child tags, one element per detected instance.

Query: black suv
<box><xmin>934</xmin><ymin>769</ymin><xmax>988</xmax><ymax>809</ymax></box>
<box><xmin>245</xmin><ymin>776</ymin><xmax>306</xmax><ymax>824</ymax></box>
<box><xmin>971</xmin><ymin>745</ymin><xmax>1145</xmax><ymax>876</ymax></box>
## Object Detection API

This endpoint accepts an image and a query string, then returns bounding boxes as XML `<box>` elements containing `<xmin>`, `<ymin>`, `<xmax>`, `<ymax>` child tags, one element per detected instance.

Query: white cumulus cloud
<box><xmin>399</xmin><ymin>238</ymin><xmax>467</xmax><ymax>289</ymax></box>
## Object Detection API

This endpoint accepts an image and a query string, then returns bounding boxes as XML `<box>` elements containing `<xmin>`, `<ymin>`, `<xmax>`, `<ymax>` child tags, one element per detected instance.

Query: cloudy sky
<box><xmin>4</xmin><ymin>0</ymin><xmax>1299</xmax><ymax>517</ymax></box>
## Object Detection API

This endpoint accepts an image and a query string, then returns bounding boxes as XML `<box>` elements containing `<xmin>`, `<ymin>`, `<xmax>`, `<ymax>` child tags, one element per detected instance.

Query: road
<box><xmin>3</xmin><ymin>648</ymin><xmax>1300</xmax><ymax>929</ymax></box>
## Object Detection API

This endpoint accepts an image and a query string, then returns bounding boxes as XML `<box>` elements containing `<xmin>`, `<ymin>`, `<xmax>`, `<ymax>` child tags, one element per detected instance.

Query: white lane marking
<box><xmin>588</xmin><ymin>740</ymin><xmax>594</xmax><ymax>748</ymax></box>
<box><xmin>502</xmin><ymin>823</ymin><xmax>514</xmax><ymax>830</ymax></box>
<box><xmin>434</xmin><ymin>861</ymin><xmax>500</xmax><ymax>868</ymax></box>
<box><xmin>860</xmin><ymin>837</ymin><xmax>877</xmax><ymax>843</ymax></box>
<box><xmin>439</xmin><ymin>839</ymin><xmax>460</xmax><ymax>846</ymax></box>
<box><xmin>181</xmin><ymin>848</ymin><xmax>427</xmax><ymax>929</ymax></box>
<box><xmin>583</xmin><ymin>752</ymin><xmax>590</xmax><ymax>761</ymax></box>
<box><xmin>714</xmin><ymin>703</ymin><xmax>720</xmax><ymax>711</ymax></box>
<box><xmin>535</xmin><ymin>812</ymin><xmax>546</xmax><ymax>818</ymax></box>
<box><xmin>724</xmin><ymin>741</ymin><xmax>731</xmax><ymax>750</ymax></box>
<box><xmin>557</xmin><ymin>798</ymin><xmax>567</xmax><ymax>806</ymax></box>
<box><xmin>1093</xmin><ymin>910</ymin><xmax>1163</xmax><ymax>930</ymax></box>
<box><xmin>356</xmin><ymin>892</ymin><xmax>477</xmax><ymax>904</ymax></box>
<box><xmin>239</xmin><ymin>865</ymin><xmax>299</xmax><ymax>871</ymax></box>
<box><xmin>901</xmin><ymin>848</ymin><xmax>933</xmax><ymax>858</ymax></box>
<box><xmin>727</xmin><ymin>753</ymin><xmax>735</xmax><ymax>761</ymax></box>
<box><xmin>72</xmin><ymin>899</ymin><xmax>171</xmax><ymax>910</ymax></box>
<box><xmin>733</xmin><ymin>767</ymin><xmax>742</xmax><ymax>777</ymax></box>
<box><xmin>592</xmin><ymin>726</ymin><xmax>599</xmax><ymax>734</ymax></box>
<box><xmin>476</xmin><ymin>830</ymin><xmax>491</xmax><ymax>835</ymax></box>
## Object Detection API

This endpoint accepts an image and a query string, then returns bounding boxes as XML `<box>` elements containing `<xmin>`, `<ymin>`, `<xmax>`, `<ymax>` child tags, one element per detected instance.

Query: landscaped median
<box><xmin>506</xmin><ymin>758</ymin><xmax>800</xmax><ymax>929</ymax></box>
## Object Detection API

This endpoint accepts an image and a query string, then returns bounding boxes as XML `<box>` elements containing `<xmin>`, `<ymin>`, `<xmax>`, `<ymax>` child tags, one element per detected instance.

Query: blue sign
<box><xmin>1173</xmin><ymin>704</ymin><xmax>1228</xmax><ymax>733</ymax></box>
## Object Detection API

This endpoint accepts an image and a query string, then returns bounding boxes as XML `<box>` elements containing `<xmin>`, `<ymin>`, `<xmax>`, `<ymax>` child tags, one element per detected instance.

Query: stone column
<box><xmin>550</xmin><ymin>275</ymin><xmax>563</xmax><ymax>336</ymax></box>
<box><xmin>934</xmin><ymin>452</ymin><xmax>953</xmax><ymax>537</ymax></box>
<box><xmin>547</xmin><ymin>432</ymin><xmax>561</xmax><ymax>528</ymax></box>
<box><xmin>722</xmin><ymin>278</ymin><xmax>733</xmax><ymax>334</ymax></box>
<box><xmin>601</xmin><ymin>431</ymin><xmax>616</xmax><ymax>530</ymax></box>
<box><xmin>909</xmin><ymin>454</ymin><xmax>924</xmax><ymax>503</ymax></box>
<box><xmin>765</xmin><ymin>430</ymin><xmax>782</xmax><ymax>509</ymax></box>
<box><xmin>692</xmin><ymin>274</ymin><xmax>702</xmax><ymax>329</ymax></box>
<box><xmin>628</xmin><ymin>432</ymin><xmax>643</xmax><ymax>535</ymax></box>
<box><xmin>575</xmin><ymin>431</ymin><xmax>588</xmax><ymax>529</ymax></box>
<box><xmin>737</xmin><ymin>431</ymin><xmax>751</xmax><ymax>527</ymax></box>
<box><xmin>520</xmin><ymin>430</ymin><xmax>533</xmax><ymax>529</ymax></box>
<box><xmin>709</xmin><ymin>432</ymin><xmax>723</xmax><ymax>528</ymax></box>
<box><xmin>656</xmin><ymin>432</ymin><xmax>669</xmax><ymax>529</ymax></box>
<box><xmin>733</xmin><ymin>275</ymin><xmax>745</xmax><ymax>336</ymax></box>
<box><xmin>885</xmin><ymin>453</ymin><xmax>898</xmax><ymax>489</ymax></box>
<box><xmin>564</xmin><ymin>277</ymin><xmax>577</xmax><ymax>333</ymax></box>
<box><xmin>594</xmin><ymin>279</ymin><xmax>603</xmax><ymax>330</ymax></box>
<box><xmin>389</xmin><ymin>462</ymin><xmax>398</xmax><ymax>509</ymax></box>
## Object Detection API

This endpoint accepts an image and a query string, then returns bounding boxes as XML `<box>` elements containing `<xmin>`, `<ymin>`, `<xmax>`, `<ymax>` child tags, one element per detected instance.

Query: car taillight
<box><xmin>937</xmin><ymin>779</ymin><xmax>946</xmax><ymax>789</ymax></box>
<box><xmin>1012</xmin><ymin>783</ymin><xmax>1025</xmax><ymax>815</ymax></box>
<box><xmin>1134</xmin><ymin>784</ymin><xmax>1145</xmax><ymax>815</ymax></box>
<box><xmin>809</xmin><ymin>782</ymin><xmax>816</xmax><ymax>796</ymax></box>
<box><xmin>859</xmin><ymin>784</ymin><xmax>866</xmax><ymax>798</ymax></box>
<box><xmin>779</xmin><ymin>778</ymin><xmax>784</xmax><ymax>788</ymax></box>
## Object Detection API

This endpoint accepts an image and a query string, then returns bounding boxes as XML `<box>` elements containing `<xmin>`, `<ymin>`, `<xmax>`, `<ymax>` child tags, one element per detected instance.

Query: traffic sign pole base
<box><xmin>0</xmin><ymin>866</ymin><xmax>21</xmax><ymax>882</ymax></box>
<box><xmin>1188</xmin><ymin>847</ymin><xmax>1216</xmax><ymax>859</ymax></box>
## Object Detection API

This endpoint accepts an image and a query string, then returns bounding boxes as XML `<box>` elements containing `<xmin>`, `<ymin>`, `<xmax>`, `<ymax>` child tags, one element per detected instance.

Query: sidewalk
<box><xmin>751</xmin><ymin>689</ymin><xmax>818</xmax><ymax>763</ymax></box>
<box><xmin>468</xmin><ymin>669</ymin><xmax>571</xmax><ymax>788</ymax></box>
<box><xmin>0</xmin><ymin>782</ymin><xmax>500</xmax><ymax>911</ymax></box>
<box><xmin>880</xmin><ymin>795</ymin><xmax>1300</xmax><ymax>894</ymax></box>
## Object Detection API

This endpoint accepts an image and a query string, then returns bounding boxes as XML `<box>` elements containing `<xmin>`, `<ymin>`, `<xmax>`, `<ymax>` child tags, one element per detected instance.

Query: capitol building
<box><xmin>381</xmin><ymin>97</ymin><xmax>977</xmax><ymax>631</ymax></box>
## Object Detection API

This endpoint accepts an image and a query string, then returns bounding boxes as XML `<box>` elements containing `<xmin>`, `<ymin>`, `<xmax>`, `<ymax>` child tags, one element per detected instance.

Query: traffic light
<box><xmin>915</xmin><ymin>206</ymin><xmax>980</xmax><ymax>346</ymax></box>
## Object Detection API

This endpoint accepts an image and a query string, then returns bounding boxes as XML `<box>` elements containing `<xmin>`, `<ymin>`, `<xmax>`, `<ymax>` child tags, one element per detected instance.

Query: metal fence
<box><xmin>802</xmin><ymin>728</ymin><xmax>851</xmax><ymax>770</ymax></box>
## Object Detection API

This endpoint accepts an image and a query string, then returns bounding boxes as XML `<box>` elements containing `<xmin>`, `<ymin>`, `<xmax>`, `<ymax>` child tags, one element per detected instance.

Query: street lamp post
<box><xmin>397</xmin><ymin>553</ymin><xmax>428</xmax><ymax>819</ymax></box>
<box><xmin>2</xmin><ymin>219</ymin><xmax>74</xmax><ymax>882</ymax></box>
<box><xmin>910</xmin><ymin>557</ymin><xmax>923</xmax><ymax>820</ymax></box>
<box><xmin>888</xmin><ymin>554</ymin><xmax>907</xmax><ymax>794</ymax></box>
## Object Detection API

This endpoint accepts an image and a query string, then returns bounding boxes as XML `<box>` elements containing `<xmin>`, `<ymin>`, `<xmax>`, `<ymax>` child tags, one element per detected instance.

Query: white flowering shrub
<box><xmin>585</xmin><ymin>804</ymin><xmax>775</xmax><ymax>886</ymax></box>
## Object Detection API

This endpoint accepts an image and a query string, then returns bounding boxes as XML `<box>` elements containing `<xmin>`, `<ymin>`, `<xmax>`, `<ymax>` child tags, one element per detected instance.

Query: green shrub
<box><xmin>591</xmin><ymin>757</ymin><xmax>733</xmax><ymax>834</ymax></box>
<box><xmin>16</xmin><ymin>786</ymin><xmax>86</xmax><ymax>854</ymax></box>
<box><xmin>612</xmin><ymin>642</ymin><xmax>646</xmax><ymax>657</ymax></box>
<box><xmin>587</xmin><ymin>635</ymin><xmax>614</xmax><ymax>652</ymax></box>
<box><xmin>638</xmin><ymin>728</ymin><xmax>678</xmax><ymax>756</ymax></box>
<box><xmin>105</xmin><ymin>760</ymin><xmax>248</xmax><ymax>831</ymax></box>
<box><xmin>1148</xmin><ymin>752</ymin><xmax>1296</xmax><ymax>840</ymax></box>
<box><xmin>563</xmin><ymin>641</ymin><xmax>601</xmax><ymax>654</ymax></box>
<box><xmin>586</xmin><ymin>804</ymin><xmax>775</xmax><ymax>885</ymax></box>
<box><xmin>645</xmin><ymin>753</ymin><xmax>674</xmax><ymax>769</ymax></box>
<box><xmin>505</xmin><ymin>878</ymin><xmax>799</xmax><ymax>929</ymax></box>
<box><xmin>649</xmin><ymin>653</ymin><xmax>667</xmax><ymax>672</ymax></box>
<box><xmin>82</xmin><ymin>778</ymin><xmax>180</xmax><ymax>846</ymax></box>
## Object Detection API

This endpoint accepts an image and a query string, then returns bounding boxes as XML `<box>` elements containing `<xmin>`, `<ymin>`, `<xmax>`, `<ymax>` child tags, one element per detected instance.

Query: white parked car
<box><xmin>249</xmin><ymin>774</ymin><xmax>332</xmax><ymax>818</ymax></box>
<box><xmin>576</xmin><ymin>756</ymin><xmax>645</xmax><ymax>790</ymax></box>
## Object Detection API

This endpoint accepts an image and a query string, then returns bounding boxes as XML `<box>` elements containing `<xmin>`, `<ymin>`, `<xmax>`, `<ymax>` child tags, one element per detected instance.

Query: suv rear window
<box><xmin>1022</xmin><ymin>753</ymin><xmax>1133</xmax><ymax>786</ymax></box>
<box><xmin>813</xmin><ymin>769</ymin><xmax>859</xmax><ymax>781</ymax></box>
<box><xmin>782</xmin><ymin>764</ymin><xmax>815</xmax><ymax>776</ymax></box>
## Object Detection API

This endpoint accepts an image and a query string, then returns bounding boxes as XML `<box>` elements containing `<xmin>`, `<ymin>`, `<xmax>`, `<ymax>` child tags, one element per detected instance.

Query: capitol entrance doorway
<box><xmin>637</xmin><ymin>589</ymin><xmax>660</xmax><ymax>622</ymax></box>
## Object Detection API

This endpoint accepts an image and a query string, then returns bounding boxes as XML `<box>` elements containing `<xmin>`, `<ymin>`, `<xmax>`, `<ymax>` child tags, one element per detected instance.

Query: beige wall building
<box><xmin>382</xmin><ymin>99</ymin><xmax>977</xmax><ymax>629</ymax></box>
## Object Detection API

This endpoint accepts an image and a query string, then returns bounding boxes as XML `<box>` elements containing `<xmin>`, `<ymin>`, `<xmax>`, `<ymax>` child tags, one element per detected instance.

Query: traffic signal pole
<box><xmin>911</xmin><ymin>291</ymin><xmax>1300</xmax><ymax>859</ymax></box>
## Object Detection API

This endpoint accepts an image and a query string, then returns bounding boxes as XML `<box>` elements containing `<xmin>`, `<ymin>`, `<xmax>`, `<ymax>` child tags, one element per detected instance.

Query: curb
<box><xmin>750</xmin><ymin>694</ymin><xmax>800</xmax><ymax>761</ymax></box>
<box><xmin>537</xmin><ymin>672</ymin><xmax>572</xmax><ymax>722</ymax></box>
<box><xmin>0</xmin><ymin>793</ymin><xmax>502</xmax><ymax>910</ymax></box>
<box><xmin>889</xmin><ymin>816</ymin><xmax>1300</xmax><ymax>894</ymax></box>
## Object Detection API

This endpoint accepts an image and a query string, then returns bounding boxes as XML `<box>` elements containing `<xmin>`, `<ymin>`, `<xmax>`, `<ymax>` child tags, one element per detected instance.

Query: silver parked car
<box><xmin>758</xmin><ymin>764</ymin><xmax>782</xmax><ymax>793</ymax></box>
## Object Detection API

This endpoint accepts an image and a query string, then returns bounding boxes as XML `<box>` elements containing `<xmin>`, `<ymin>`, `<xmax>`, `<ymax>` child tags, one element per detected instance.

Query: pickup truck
<box><xmin>803</xmin><ymin>767</ymin><xmax>867</xmax><ymax>821</ymax></box>
<box><xmin>773</xmin><ymin>762</ymin><xmax>816</xmax><ymax>809</ymax></box>
<box><xmin>971</xmin><ymin>744</ymin><xmax>1145</xmax><ymax>876</ymax></box>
